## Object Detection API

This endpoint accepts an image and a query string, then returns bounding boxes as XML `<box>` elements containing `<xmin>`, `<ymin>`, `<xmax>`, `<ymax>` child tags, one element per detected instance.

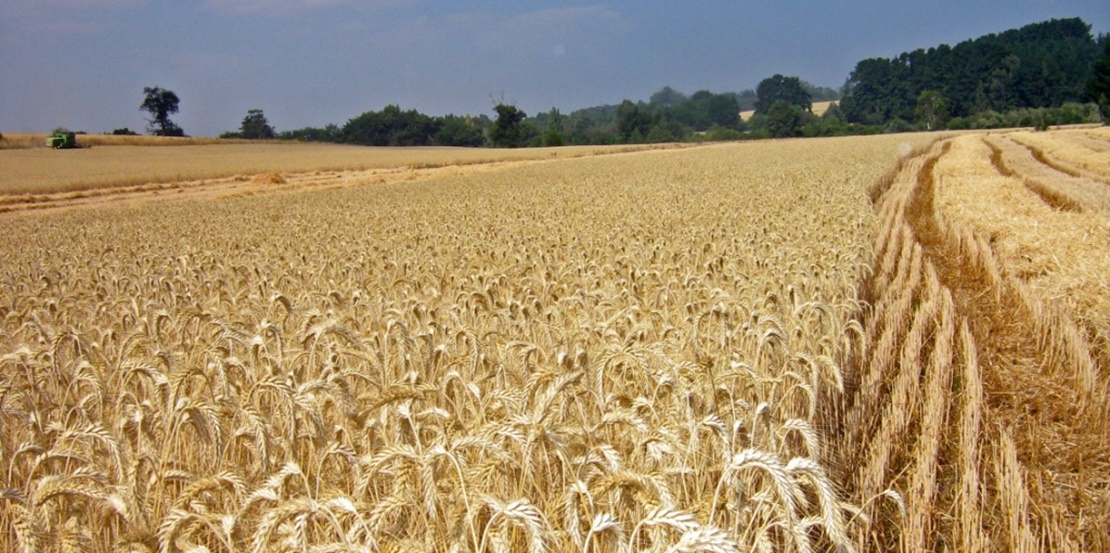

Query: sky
<box><xmin>2</xmin><ymin>1</ymin><xmax>1108</xmax><ymax>137</ymax></box>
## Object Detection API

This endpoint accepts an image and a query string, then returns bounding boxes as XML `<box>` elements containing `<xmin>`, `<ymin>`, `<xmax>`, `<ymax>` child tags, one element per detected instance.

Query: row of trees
<box><xmin>215</xmin><ymin>78</ymin><xmax>840</xmax><ymax>147</ymax></box>
<box><xmin>133</xmin><ymin>18</ymin><xmax>1109</xmax><ymax>147</ymax></box>
<box><xmin>276</xmin><ymin>86</ymin><xmax>786</xmax><ymax>148</ymax></box>
<box><xmin>840</xmin><ymin>18</ymin><xmax>1107</xmax><ymax>126</ymax></box>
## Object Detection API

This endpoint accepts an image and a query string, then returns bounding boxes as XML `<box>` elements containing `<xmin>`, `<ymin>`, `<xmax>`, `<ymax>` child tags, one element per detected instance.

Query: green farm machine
<box><xmin>45</xmin><ymin>131</ymin><xmax>78</xmax><ymax>149</ymax></box>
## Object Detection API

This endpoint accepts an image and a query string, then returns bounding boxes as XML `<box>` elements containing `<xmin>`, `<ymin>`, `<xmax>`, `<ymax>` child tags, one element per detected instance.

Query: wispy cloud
<box><xmin>357</xmin><ymin>5</ymin><xmax>633</xmax><ymax>58</ymax></box>
<box><xmin>509</xmin><ymin>6</ymin><xmax>630</xmax><ymax>29</ymax></box>
<box><xmin>3</xmin><ymin>0</ymin><xmax>144</xmax><ymax>12</ymax></box>
<box><xmin>475</xmin><ymin>6</ymin><xmax>633</xmax><ymax>54</ymax></box>
<box><xmin>200</xmin><ymin>0</ymin><xmax>355</xmax><ymax>16</ymax></box>
<box><xmin>321</xmin><ymin>5</ymin><xmax>635</xmax><ymax>115</ymax></box>
<box><xmin>0</xmin><ymin>0</ymin><xmax>144</xmax><ymax>35</ymax></box>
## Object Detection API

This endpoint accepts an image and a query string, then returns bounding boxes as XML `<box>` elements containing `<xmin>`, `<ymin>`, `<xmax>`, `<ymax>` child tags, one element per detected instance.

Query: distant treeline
<box><xmin>265</xmin><ymin>17</ymin><xmax>1107</xmax><ymax>147</ymax></box>
<box><xmin>841</xmin><ymin>18</ymin><xmax>1105</xmax><ymax>126</ymax></box>
<box><xmin>280</xmin><ymin>82</ymin><xmax>839</xmax><ymax>147</ymax></box>
<box><xmin>278</xmin><ymin>107</ymin><xmax>490</xmax><ymax>147</ymax></box>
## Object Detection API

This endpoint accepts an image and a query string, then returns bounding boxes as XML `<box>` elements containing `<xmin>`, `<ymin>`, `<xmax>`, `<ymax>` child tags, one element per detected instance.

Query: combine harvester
<box><xmin>45</xmin><ymin>131</ymin><xmax>79</xmax><ymax>149</ymax></box>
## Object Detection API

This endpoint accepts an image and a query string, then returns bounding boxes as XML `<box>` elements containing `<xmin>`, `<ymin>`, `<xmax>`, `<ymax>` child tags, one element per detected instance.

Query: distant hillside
<box><xmin>840</xmin><ymin>18</ymin><xmax>1103</xmax><ymax>125</ymax></box>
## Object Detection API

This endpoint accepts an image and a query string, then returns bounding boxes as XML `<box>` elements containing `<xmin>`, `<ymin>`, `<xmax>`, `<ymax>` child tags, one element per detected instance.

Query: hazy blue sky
<box><xmin>2</xmin><ymin>1</ymin><xmax>1107</xmax><ymax>137</ymax></box>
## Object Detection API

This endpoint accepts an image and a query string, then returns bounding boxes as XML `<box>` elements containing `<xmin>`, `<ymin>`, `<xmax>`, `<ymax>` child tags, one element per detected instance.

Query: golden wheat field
<box><xmin>0</xmin><ymin>136</ymin><xmax>664</xmax><ymax>196</ymax></box>
<box><xmin>0</xmin><ymin>129</ymin><xmax>1107</xmax><ymax>553</ymax></box>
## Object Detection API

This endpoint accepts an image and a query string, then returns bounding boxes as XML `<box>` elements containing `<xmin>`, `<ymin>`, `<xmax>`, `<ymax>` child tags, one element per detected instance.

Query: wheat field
<box><xmin>0</xmin><ymin>139</ymin><xmax>665</xmax><ymax>196</ymax></box>
<box><xmin>0</xmin><ymin>128</ymin><xmax>1106</xmax><ymax>552</ymax></box>
<box><xmin>836</xmin><ymin>126</ymin><xmax>1110</xmax><ymax>551</ymax></box>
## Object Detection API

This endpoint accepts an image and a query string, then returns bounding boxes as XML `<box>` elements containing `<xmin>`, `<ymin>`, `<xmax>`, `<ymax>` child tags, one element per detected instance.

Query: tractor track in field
<box><xmin>0</xmin><ymin>160</ymin><xmax>543</xmax><ymax>219</ymax></box>
<box><xmin>894</xmin><ymin>137</ymin><xmax>1108</xmax><ymax>549</ymax></box>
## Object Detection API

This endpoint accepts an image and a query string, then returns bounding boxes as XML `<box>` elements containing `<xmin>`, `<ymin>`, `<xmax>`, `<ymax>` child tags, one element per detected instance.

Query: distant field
<box><xmin>0</xmin><ymin>139</ymin><xmax>666</xmax><ymax>196</ymax></box>
<box><xmin>0</xmin><ymin>132</ymin><xmax>247</xmax><ymax>149</ymax></box>
<box><xmin>739</xmin><ymin>100</ymin><xmax>835</xmax><ymax>121</ymax></box>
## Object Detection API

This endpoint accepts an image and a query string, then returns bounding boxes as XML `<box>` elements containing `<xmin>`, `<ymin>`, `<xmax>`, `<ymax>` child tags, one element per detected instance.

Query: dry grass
<box><xmin>0</xmin><ymin>134</ymin><xmax>933</xmax><ymax>552</ymax></box>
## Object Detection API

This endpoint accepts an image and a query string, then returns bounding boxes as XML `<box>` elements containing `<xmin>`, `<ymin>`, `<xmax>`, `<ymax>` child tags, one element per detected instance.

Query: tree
<box><xmin>1088</xmin><ymin>38</ymin><xmax>1110</xmax><ymax>121</ymax></box>
<box><xmin>754</xmin><ymin>75</ymin><xmax>812</xmax><ymax>114</ymax></box>
<box><xmin>760</xmin><ymin>100</ymin><xmax>804</xmax><ymax>138</ymax></box>
<box><xmin>703</xmin><ymin>93</ymin><xmax>741</xmax><ymax>129</ymax></box>
<box><xmin>840</xmin><ymin>18</ymin><xmax>1100</xmax><ymax>125</ymax></box>
<box><xmin>803</xmin><ymin>103</ymin><xmax>849</xmax><ymax>137</ymax></box>
<box><xmin>435</xmin><ymin>116</ymin><xmax>486</xmax><ymax>147</ymax></box>
<box><xmin>278</xmin><ymin>124</ymin><xmax>341</xmax><ymax>142</ymax></box>
<box><xmin>841</xmin><ymin>58</ymin><xmax>903</xmax><ymax>124</ymax></box>
<box><xmin>542</xmin><ymin>107</ymin><xmax>566</xmax><ymax>147</ymax></box>
<box><xmin>914</xmin><ymin>90</ymin><xmax>950</xmax><ymax>130</ymax></box>
<box><xmin>340</xmin><ymin>105</ymin><xmax>440</xmax><ymax>146</ymax></box>
<box><xmin>239</xmin><ymin>109</ymin><xmax>275</xmax><ymax>139</ymax></box>
<box><xmin>650</xmin><ymin>86</ymin><xmax>688</xmax><ymax>106</ymax></box>
<box><xmin>140</xmin><ymin>86</ymin><xmax>184</xmax><ymax>136</ymax></box>
<box><xmin>645</xmin><ymin>120</ymin><xmax>683</xmax><ymax>143</ymax></box>
<box><xmin>616</xmin><ymin>100</ymin><xmax>658</xmax><ymax>143</ymax></box>
<box><xmin>489</xmin><ymin>103</ymin><xmax>527</xmax><ymax>148</ymax></box>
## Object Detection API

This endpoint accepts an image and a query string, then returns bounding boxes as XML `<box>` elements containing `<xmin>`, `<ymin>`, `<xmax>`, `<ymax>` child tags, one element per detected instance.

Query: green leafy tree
<box><xmin>703</xmin><ymin>93</ymin><xmax>741</xmax><ymax>129</ymax></box>
<box><xmin>914</xmin><ymin>90</ymin><xmax>950</xmax><ymax>130</ymax></box>
<box><xmin>616</xmin><ymin>100</ymin><xmax>658</xmax><ymax>143</ymax></box>
<box><xmin>435</xmin><ymin>116</ymin><xmax>486</xmax><ymax>147</ymax></box>
<box><xmin>841</xmin><ymin>58</ymin><xmax>904</xmax><ymax>124</ymax></box>
<box><xmin>341</xmin><ymin>105</ymin><xmax>440</xmax><ymax>146</ymax></box>
<box><xmin>649</xmin><ymin>86</ymin><xmax>688</xmax><ymax>106</ymax></box>
<box><xmin>542</xmin><ymin>107</ymin><xmax>566</xmax><ymax>146</ymax></box>
<box><xmin>489</xmin><ymin>103</ymin><xmax>527</xmax><ymax>148</ymax></box>
<box><xmin>140</xmin><ymin>86</ymin><xmax>184</xmax><ymax>136</ymax></box>
<box><xmin>841</xmin><ymin>18</ymin><xmax>1100</xmax><ymax>125</ymax></box>
<box><xmin>645</xmin><ymin>119</ymin><xmax>685</xmax><ymax>142</ymax></box>
<box><xmin>802</xmin><ymin>103</ymin><xmax>849</xmax><ymax>137</ymax></box>
<box><xmin>754</xmin><ymin>75</ymin><xmax>812</xmax><ymax>114</ymax></box>
<box><xmin>278</xmin><ymin>124</ymin><xmax>341</xmax><ymax>142</ymax></box>
<box><xmin>762</xmin><ymin>100</ymin><xmax>804</xmax><ymax>138</ymax></box>
<box><xmin>239</xmin><ymin>109</ymin><xmax>276</xmax><ymax>139</ymax></box>
<box><xmin>1088</xmin><ymin>39</ymin><xmax>1110</xmax><ymax>121</ymax></box>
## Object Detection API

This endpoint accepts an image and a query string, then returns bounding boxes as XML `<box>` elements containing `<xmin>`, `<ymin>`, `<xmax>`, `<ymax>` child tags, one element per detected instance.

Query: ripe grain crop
<box><xmin>0</xmin><ymin>133</ymin><xmax>247</xmax><ymax>149</ymax></box>
<box><xmin>1006</xmin><ymin>127</ymin><xmax>1110</xmax><ymax>183</ymax></box>
<box><xmin>0</xmin><ymin>140</ymin><xmax>669</xmax><ymax>196</ymax></box>
<box><xmin>0</xmin><ymin>134</ymin><xmax>934</xmax><ymax>552</ymax></box>
<box><xmin>836</xmin><ymin>127</ymin><xmax>1110</xmax><ymax>551</ymax></box>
